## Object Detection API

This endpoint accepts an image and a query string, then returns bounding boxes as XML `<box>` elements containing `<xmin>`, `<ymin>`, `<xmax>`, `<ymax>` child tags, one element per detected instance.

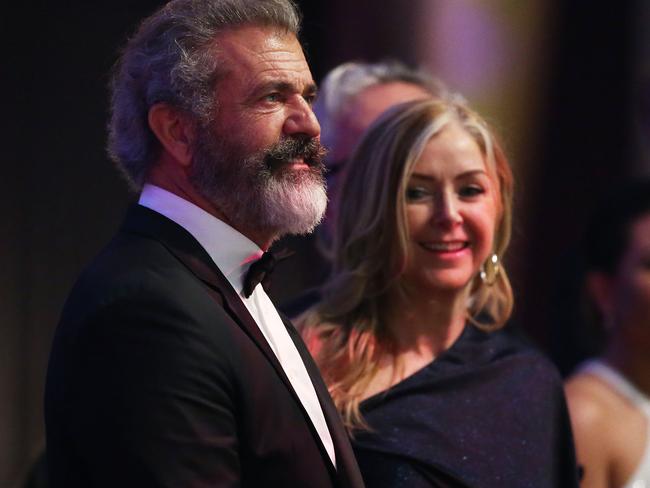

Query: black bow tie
<box><xmin>243</xmin><ymin>249</ymin><xmax>293</xmax><ymax>298</ymax></box>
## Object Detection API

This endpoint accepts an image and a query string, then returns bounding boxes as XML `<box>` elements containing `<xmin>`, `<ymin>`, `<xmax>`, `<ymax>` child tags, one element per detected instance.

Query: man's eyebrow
<box><xmin>254</xmin><ymin>80</ymin><xmax>317</xmax><ymax>96</ymax></box>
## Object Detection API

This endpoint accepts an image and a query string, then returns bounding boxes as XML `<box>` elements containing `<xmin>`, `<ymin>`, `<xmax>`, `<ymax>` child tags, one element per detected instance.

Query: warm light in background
<box><xmin>416</xmin><ymin>0</ymin><xmax>553</xmax><ymax>183</ymax></box>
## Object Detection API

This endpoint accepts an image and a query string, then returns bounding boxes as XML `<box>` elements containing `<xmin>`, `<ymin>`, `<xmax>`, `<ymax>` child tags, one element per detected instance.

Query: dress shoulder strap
<box><xmin>579</xmin><ymin>359</ymin><xmax>650</xmax><ymax>417</ymax></box>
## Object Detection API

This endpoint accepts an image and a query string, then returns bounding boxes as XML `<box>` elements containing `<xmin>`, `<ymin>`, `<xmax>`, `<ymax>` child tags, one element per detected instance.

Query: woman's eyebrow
<box><xmin>409</xmin><ymin>169</ymin><xmax>488</xmax><ymax>181</ymax></box>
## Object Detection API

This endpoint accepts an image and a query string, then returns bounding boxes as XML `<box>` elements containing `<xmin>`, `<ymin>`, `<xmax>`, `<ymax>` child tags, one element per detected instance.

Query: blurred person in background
<box><xmin>300</xmin><ymin>98</ymin><xmax>579</xmax><ymax>487</ymax></box>
<box><xmin>272</xmin><ymin>61</ymin><xmax>446</xmax><ymax>315</ymax></box>
<box><xmin>566</xmin><ymin>179</ymin><xmax>650</xmax><ymax>488</ymax></box>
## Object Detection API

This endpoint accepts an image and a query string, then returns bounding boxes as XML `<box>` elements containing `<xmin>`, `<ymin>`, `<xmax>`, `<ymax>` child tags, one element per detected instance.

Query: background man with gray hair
<box><xmin>314</xmin><ymin>60</ymin><xmax>447</xmax><ymax>228</ymax></box>
<box><xmin>44</xmin><ymin>1</ymin><xmax>363</xmax><ymax>486</ymax></box>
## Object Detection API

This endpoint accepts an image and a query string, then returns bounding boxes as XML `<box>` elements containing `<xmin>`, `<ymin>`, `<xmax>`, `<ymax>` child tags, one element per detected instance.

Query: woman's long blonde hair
<box><xmin>300</xmin><ymin>98</ymin><xmax>514</xmax><ymax>431</ymax></box>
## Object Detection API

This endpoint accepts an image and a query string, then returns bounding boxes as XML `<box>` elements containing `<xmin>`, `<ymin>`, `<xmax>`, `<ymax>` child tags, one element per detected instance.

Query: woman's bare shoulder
<box><xmin>565</xmin><ymin>372</ymin><xmax>621</xmax><ymax>486</ymax></box>
<box><xmin>565</xmin><ymin>372</ymin><xmax>622</xmax><ymax>428</ymax></box>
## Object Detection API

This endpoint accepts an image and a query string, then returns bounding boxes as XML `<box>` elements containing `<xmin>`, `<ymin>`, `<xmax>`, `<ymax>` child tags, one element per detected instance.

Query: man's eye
<box><xmin>263</xmin><ymin>93</ymin><xmax>281</xmax><ymax>103</ymax></box>
<box><xmin>304</xmin><ymin>93</ymin><xmax>317</xmax><ymax>105</ymax></box>
<box><xmin>459</xmin><ymin>185</ymin><xmax>484</xmax><ymax>198</ymax></box>
<box><xmin>406</xmin><ymin>187</ymin><xmax>431</xmax><ymax>201</ymax></box>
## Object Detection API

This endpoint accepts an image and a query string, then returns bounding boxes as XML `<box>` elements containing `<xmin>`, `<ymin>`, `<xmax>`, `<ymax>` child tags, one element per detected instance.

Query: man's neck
<box><xmin>145</xmin><ymin>175</ymin><xmax>276</xmax><ymax>250</ymax></box>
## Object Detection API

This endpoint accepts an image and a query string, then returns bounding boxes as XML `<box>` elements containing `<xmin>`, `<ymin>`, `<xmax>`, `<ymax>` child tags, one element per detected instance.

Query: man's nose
<box><xmin>283</xmin><ymin>96</ymin><xmax>320</xmax><ymax>139</ymax></box>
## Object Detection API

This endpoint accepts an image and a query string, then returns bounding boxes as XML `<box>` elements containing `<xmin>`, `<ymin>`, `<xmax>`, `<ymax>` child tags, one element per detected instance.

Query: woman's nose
<box><xmin>432</xmin><ymin>192</ymin><xmax>462</xmax><ymax>227</ymax></box>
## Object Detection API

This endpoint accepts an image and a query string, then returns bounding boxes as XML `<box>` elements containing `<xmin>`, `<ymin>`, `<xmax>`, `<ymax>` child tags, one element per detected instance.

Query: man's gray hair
<box><xmin>313</xmin><ymin>60</ymin><xmax>448</xmax><ymax>154</ymax></box>
<box><xmin>107</xmin><ymin>0</ymin><xmax>301</xmax><ymax>190</ymax></box>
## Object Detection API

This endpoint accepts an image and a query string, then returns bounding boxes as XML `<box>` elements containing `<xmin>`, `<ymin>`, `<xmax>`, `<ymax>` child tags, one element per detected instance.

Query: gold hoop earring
<box><xmin>480</xmin><ymin>254</ymin><xmax>500</xmax><ymax>286</ymax></box>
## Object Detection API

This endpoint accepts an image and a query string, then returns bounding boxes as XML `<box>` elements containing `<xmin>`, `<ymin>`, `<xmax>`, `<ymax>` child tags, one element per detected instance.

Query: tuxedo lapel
<box><xmin>121</xmin><ymin>205</ymin><xmax>345</xmax><ymax>478</ymax></box>
<box><xmin>121</xmin><ymin>205</ymin><xmax>291</xmax><ymax>382</ymax></box>
<box><xmin>283</xmin><ymin>317</ymin><xmax>365</xmax><ymax>488</ymax></box>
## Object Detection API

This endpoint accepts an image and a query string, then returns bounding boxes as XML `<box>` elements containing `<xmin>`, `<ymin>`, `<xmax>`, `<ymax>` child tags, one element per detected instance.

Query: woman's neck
<box><xmin>356</xmin><ymin>286</ymin><xmax>470</xmax><ymax>401</ymax></box>
<box><xmin>384</xmin><ymin>286</ymin><xmax>468</xmax><ymax>358</ymax></box>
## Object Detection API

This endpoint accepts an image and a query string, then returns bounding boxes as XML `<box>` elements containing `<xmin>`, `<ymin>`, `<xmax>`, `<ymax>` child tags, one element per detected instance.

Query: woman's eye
<box><xmin>458</xmin><ymin>185</ymin><xmax>484</xmax><ymax>198</ymax></box>
<box><xmin>406</xmin><ymin>187</ymin><xmax>431</xmax><ymax>201</ymax></box>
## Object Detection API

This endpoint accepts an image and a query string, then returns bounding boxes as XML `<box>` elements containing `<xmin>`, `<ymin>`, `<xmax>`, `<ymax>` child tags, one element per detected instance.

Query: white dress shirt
<box><xmin>138</xmin><ymin>184</ymin><xmax>336</xmax><ymax>467</ymax></box>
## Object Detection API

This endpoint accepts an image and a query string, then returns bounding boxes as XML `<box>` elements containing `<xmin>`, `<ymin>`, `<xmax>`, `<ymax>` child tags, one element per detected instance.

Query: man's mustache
<box><xmin>264</xmin><ymin>137</ymin><xmax>327</xmax><ymax>171</ymax></box>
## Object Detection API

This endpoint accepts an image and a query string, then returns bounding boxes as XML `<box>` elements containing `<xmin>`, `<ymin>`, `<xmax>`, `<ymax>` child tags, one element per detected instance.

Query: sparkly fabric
<box><xmin>352</xmin><ymin>325</ymin><xmax>579</xmax><ymax>487</ymax></box>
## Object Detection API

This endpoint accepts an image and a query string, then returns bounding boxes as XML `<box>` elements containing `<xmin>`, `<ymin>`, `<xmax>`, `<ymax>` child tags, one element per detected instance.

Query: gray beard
<box><xmin>189</xmin><ymin>130</ymin><xmax>328</xmax><ymax>241</ymax></box>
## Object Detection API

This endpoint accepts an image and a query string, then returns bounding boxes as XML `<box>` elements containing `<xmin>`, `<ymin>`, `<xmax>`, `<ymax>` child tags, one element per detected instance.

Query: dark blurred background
<box><xmin>2</xmin><ymin>0</ymin><xmax>649</xmax><ymax>486</ymax></box>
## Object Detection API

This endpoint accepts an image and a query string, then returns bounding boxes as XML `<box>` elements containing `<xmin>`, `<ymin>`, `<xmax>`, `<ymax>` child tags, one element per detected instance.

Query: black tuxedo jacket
<box><xmin>45</xmin><ymin>205</ymin><xmax>364</xmax><ymax>488</ymax></box>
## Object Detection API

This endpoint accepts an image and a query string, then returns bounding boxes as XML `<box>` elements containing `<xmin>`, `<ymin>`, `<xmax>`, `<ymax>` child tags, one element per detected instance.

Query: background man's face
<box><xmin>331</xmin><ymin>81</ymin><xmax>432</xmax><ymax>164</ymax></box>
<box><xmin>190</xmin><ymin>26</ymin><xmax>327</xmax><ymax>242</ymax></box>
<box><xmin>324</xmin><ymin>81</ymin><xmax>431</xmax><ymax>233</ymax></box>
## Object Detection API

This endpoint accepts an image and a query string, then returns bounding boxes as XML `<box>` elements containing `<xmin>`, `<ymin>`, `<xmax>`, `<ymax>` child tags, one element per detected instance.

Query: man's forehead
<box><xmin>215</xmin><ymin>26</ymin><xmax>312</xmax><ymax>83</ymax></box>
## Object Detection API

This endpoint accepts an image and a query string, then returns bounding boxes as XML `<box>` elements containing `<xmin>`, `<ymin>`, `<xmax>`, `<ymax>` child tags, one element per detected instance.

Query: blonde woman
<box><xmin>300</xmin><ymin>99</ymin><xmax>578</xmax><ymax>487</ymax></box>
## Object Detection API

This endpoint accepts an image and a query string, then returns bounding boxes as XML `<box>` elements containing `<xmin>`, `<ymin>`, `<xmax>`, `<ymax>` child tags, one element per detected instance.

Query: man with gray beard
<box><xmin>44</xmin><ymin>1</ymin><xmax>364</xmax><ymax>487</ymax></box>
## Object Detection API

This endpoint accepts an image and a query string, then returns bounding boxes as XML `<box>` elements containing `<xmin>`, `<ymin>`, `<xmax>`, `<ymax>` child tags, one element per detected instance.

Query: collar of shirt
<box><xmin>138</xmin><ymin>184</ymin><xmax>262</xmax><ymax>294</ymax></box>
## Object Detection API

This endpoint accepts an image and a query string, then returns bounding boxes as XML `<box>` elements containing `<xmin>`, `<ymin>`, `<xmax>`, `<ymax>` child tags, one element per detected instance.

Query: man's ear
<box><xmin>586</xmin><ymin>271</ymin><xmax>614</xmax><ymax>321</ymax></box>
<box><xmin>148</xmin><ymin>103</ymin><xmax>196</xmax><ymax>167</ymax></box>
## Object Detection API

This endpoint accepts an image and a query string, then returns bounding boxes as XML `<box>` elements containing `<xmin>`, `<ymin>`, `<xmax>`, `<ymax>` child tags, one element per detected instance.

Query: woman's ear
<box><xmin>148</xmin><ymin>103</ymin><xmax>196</xmax><ymax>167</ymax></box>
<box><xmin>586</xmin><ymin>271</ymin><xmax>614</xmax><ymax>325</ymax></box>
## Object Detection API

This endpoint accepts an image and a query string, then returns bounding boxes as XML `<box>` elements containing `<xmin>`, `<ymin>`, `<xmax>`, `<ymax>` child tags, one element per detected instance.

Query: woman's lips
<box><xmin>419</xmin><ymin>241</ymin><xmax>469</xmax><ymax>254</ymax></box>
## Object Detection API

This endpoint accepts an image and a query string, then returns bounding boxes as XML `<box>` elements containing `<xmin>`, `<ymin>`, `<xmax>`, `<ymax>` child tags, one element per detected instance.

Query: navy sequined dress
<box><xmin>351</xmin><ymin>325</ymin><xmax>579</xmax><ymax>487</ymax></box>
